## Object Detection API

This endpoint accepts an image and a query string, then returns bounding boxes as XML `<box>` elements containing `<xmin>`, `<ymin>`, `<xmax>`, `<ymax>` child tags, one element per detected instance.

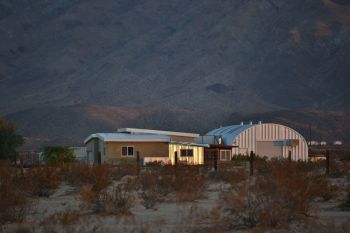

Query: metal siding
<box><xmin>210</xmin><ymin>123</ymin><xmax>308</xmax><ymax>161</ymax></box>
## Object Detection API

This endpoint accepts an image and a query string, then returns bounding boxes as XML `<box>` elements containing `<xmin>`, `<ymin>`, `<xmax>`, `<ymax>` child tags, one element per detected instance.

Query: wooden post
<box><xmin>326</xmin><ymin>150</ymin><xmax>330</xmax><ymax>176</ymax></box>
<box><xmin>214</xmin><ymin>149</ymin><xmax>218</xmax><ymax>171</ymax></box>
<box><xmin>249</xmin><ymin>151</ymin><xmax>254</xmax><ymax>176</ymax></box>
<box><xmin>98</xmin><ymin>152</ymin><xmax>101</xmax><ymax>165</ymax></box>
<box><xmin>174</xmin><ymin>151</ymin><xmax>178</xmax><ymax>167</ymax></box>
<box><xmin>19</xmin><ymin>151</ymin><xmax>24</xmax><ymax>176</ymax></box>
<box><xmin>136</xmin><ymin>151</ymin><xmax>140</xmax><ymax>175</ymax></box>
<box><xmin>288</xmin><ymin>151</ymin><xmax>292</xmax><ymax>162</ymax></box>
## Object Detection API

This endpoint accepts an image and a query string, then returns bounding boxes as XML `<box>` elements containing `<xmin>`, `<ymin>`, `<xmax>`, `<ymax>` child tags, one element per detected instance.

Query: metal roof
<box><xmin>117</xmin><ymin>128</ymin><xmax>199</xmax><ymax>138</ymax></box>
<box><xmin>84</xmin><ymin>133</ymin><xmax>170</xmax><ymax>144</ymax></box>
<box><xmin>206</xmin><ymin>124</ymin><xmax>255</xmax><ymax>145</ymax></box>
<box><xmin>169</xmin><ymin>141</ymin><xmax>209</xmax><ymax>147</ymax></box>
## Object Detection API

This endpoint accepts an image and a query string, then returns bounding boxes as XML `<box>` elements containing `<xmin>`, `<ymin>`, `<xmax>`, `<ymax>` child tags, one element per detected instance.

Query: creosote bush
<box><xmin>43</xmin><ymin>208</ymin><xmax>81</xmax><ymax>225</ymax></box>
<box><xmin>222</xmin><ymin>159</ymin><xmax>332</xmax><ymax>230</ymax></box>
<box><xmin>95</xmin><ymin>183</ymin><xmax>135</xmax><ymax>215</ymax></box>
<box><xmin>63</xmin><ymin>163</ymin><xmax>112</xmax><ymax>194</ymax></box>
<box><xmin>138</xmin><ymin>165</ymin><xmax>207</xmax><ymax>202</ymax></box>
<box><xmin>25</xmin><ymin>166</ymin><xmax>61</xmax><ymax>197</ymax></box>
<box><xmin>209</xmin><ymin>166</ymin><xmax>247</xmax><ymax>185</ymax></box>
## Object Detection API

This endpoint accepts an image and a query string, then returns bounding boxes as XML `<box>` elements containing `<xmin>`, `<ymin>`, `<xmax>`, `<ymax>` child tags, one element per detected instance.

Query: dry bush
<box><xmin>141</xmin><ymin>186</ymin><xmax>161</xmax><ymax>209</ymax></box>
<box><xmin>138</xmin><ymin>165</ymin><xmax>207</xmax><ymax>203</ymax></box>
<box><xmin>25</xmin><ymin>166</ymin><xmax>61</xmax><ymax>197</ymax></box>
<box><xmin>95</xmin><ymin>183</ymin><xmax>135</xmax><ymax>215</ymax></box>
<box><xmin>0</xmin><ymin>163</ymin><xmax>29</xmax><ymax>224</ymax></box>
<box><xmin>172</xmin><ymin>166</ymin><xmax>207</xmax><ymax>202</ymax></box>
<box><xmin>209</xmin><ymin>167</ymin><xmax>247</xmax><ymax>185</ymax></box>
<box><xmin>138</xmin><ymin>170</ymin><xmax>164</xmax><ymax>208</ymax></box>
<box><xmin>111</xmin><ymin>160</ymin><xmax>138</xmax><ymax>179</ymax></box>
<box><xmin>63</xmin><ymin>163</ymin><xmax>112</xmax><ymax>193</ymax></box>
<box><xmin>300</xmin><ymin>218</ymin><xmax>350</xmax><ymax>233</ymax></box>
<box><xmin>221</xmin><ymin>160</ymin><xmax>332</xmax><ymax>230</ymax></box>
<box><xmin>42</xmin><ymin>208</ymin><xmax>80</xmax><ymax>225</ymax></box>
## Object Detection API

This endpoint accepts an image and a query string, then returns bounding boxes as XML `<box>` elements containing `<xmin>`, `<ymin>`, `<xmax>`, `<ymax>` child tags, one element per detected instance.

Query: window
<box><xmin>220</xmin><ymin>150</ymin><xmax>231</xmax><ymax>161</ymax></box>
<box><xmin>180</xmin><ymin>149</ymin><xmax>193</xmax><ymax>157</ymax></box>
<box><xmin>121</xmin><ymin>146</ymin><xmax>134</xmax><ymax>157</ymax></box>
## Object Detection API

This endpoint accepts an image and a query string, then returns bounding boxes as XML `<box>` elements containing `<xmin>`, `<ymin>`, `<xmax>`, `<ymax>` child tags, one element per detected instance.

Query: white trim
<box><xmin>117</xmin><ymin>128</ymin><xmax>200</xmax><ymax>138</ymax></box>
<box><xmin>169</xmin><ymin>141</ymin><xmax>209</xmax><ymax>147</ymax></box>
<box><xmin>220</xmin><ymin>150</ymin><xmax>232</xmax><ymax>161</ymax></box>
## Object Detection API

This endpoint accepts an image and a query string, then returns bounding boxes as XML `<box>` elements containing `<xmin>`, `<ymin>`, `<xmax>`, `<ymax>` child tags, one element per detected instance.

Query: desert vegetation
<box><xmin>0</xmin><ymin>155</ymin><xmax>350</xmax><ymax>232</ymax></box>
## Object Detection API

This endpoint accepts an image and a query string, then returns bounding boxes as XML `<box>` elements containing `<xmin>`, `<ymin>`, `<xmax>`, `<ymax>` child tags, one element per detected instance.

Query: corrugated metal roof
<box><xmin>206</xmin><ymin>124</ymin><xmax>255</xmax><ymax>145</ymax></box>
<box><xmin>169</xmin><ymin>141</ymin><xmax>209</xmax><ymax>147</ymax></box>
<box><xmin>117</xmin><ymin>128</ymin><xmax>199</xmax><ymax>138</ymax></box>
<box><xmin>84</xmin><ymin>133</ymin><xmax>170</xmax><ymax>144</ymax></box>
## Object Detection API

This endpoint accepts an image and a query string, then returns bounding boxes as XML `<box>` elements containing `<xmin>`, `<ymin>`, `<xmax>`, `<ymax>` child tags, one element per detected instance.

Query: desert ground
<box><xmin>1</xmin><ymin>158</ymin><xmax>350</xmax><ymax>233</ymax></box>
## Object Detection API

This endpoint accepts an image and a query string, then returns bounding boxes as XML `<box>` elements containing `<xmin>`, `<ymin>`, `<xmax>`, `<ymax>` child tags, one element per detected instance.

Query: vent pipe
<box><xmin>240</xmin><ymin>122</ymin><xmax>244</xmax><ymax>126</ymax></box>
<box><xmin>249</xmin><ymin>121</ymin><xmax>253</xmax><ymax>125</ymax></box>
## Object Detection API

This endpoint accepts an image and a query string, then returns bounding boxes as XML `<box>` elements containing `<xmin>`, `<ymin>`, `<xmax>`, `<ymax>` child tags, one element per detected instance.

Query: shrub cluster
<box><xmin>138</xmin><ymin>165</ymin><xmax>207</xmax><ymax>205</ymax></box>
<box><xmin>221</xmin><ymin>160</ymin><xmax>332</xmax><ymax>230</ymax></box>
<box><xmin>0</xmin><ymin>163</ymin><xmax>29</xmax><ymax>224</ymax></box>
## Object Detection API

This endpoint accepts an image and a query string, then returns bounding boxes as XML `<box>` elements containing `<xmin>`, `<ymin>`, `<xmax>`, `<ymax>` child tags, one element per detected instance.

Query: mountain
<box><xmin>1</xmin><ymin>0</ymin><xmax>350</xmax><ymax>147</ymax></box>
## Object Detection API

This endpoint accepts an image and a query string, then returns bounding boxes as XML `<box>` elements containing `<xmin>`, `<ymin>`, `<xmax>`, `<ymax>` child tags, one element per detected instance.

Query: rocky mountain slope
<box><xmin>1</xmin><ymin>0</ymin><xmax>350</xmax><ymax>147</ymax></box>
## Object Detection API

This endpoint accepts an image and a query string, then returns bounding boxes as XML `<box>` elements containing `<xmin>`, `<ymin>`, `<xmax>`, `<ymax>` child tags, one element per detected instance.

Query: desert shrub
<box><xmin>301</xmin><ymin>218</ymin><xmax>350</xmax><ymax>233</ymax></box>
<box><xmin>138</xmin><ymin>170</ymin><xmax>164</xmax><ymax>208</ymax></box>
<box><xmin>172</xmin><ymin>166</ymin><xmax>207</xmax><ymax>202</ymax></box>
<box><xmin>138</xmin><ymin>165</ymin><xmax>207</xmax><ymax>202</ymax></box>
<box><xmin>141</xmin><ymin>186</ymin><xmax>162</xmax><ymax>209</ymax></box>
<box><xmin>209</xmin><ymin>167</ymin><xmax>247</xmax><ymax>185</ymax></box>
<box><xmin>95</xmin><ymin>183</ymin><xmax>135</xmax><ymax>215</ymax></box>
<box><xmin>0</xmin><ymin>163</ymin><xmax>29</xmax><ymax>224</ymax></box>
<box><xmin>25</xmin><ymin>166</ymin><xmax>61</xmax><ymax>197</ymax></box>
<box><xmin>222</xmin><ymin>160</ymin><xmax>331</xmax><ymax>229</ymax></box>
<box><xmin>43</xmin><ymin>208</ymin><xmax>80</xmax><ymax>225</ymax></box>
<box><xmin>64</xmin><ymin>163</ymin><xmax>112</xmax><ymax>194</ymax></box>
<box><xmin>340</xmin><ymin>180</ymin><xmax>350</xmax><ymax>210</ymax></box>
<box><xmin>111</xmin><ymin>160</ymin><xmax>138</xmax><ymax>179</ymax></box>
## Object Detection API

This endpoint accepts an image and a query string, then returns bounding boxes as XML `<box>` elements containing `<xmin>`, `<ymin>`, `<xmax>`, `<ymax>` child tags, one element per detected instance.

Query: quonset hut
<box><xmin>205</xmin><ymin>122</ymin><xmax>308</xmax><ymax>161</ymax></box>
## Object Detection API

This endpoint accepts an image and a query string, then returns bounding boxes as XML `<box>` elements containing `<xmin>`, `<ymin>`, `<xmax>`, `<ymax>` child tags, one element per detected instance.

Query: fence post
<box><xmin>250</xmin><ymin>151</ymin><xmax>254</xmax><ymax>176</ymax></box>
<box><xmin>326</xmin><ymin>150</ymin><xmax>330</xmax><ymax>176</ymax></box>
<box><xmin>288</xmin><ymin>150</ymin><xmax>292</xmax><ymax>162</ymax></box>
<box><xmin>136</xmin><ymin>151</ymin><xmax>140</xmax><ymax>175</ymax></box>
<box><xmin>174</xmin><ymin>151</ymin><xmax>178</xmax><ymax>167</ymax></box>
<box><xmin>214</xmin><ymin>149</ymin><xmax>218</xmax><ymax>171</ymax></box>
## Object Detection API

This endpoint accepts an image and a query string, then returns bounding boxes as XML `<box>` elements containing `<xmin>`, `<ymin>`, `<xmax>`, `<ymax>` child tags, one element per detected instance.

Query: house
<box><xmin>84</xmin><ymin>128</ymin><xmax>208</xmax><ymax>165</ymax></box>
<box><xmin>203</xmin><ymin>122</ymin><xmax>309</xmax><ymax>161</ymax></box>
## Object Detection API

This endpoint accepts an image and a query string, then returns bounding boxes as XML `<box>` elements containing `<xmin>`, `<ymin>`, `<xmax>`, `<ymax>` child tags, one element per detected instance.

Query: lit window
<box><xmin>180</xmin><ymin>149</ymin><xmax>193</xmax><ymax>157</ymax></box>
<box><xmin>220</xmin><ymin>150</ymin><xmax>231</xmax><ymax>161</ymax></box>
<box><xmin>121</xmin><ymin>146</ymin><xmax>134</xmax><ymax>157</ymax></box>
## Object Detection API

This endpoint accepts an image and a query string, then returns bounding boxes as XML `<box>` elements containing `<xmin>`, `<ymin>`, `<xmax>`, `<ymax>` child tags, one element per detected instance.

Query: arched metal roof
<box><xmin>206</xmin><ymin>124</ymin><xmax>254</xmax><ymax>145</ymax></box>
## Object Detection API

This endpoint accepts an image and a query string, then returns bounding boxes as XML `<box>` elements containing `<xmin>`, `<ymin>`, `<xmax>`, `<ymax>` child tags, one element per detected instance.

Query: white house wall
<box><xmin>232</xmin><ymin>123</ymin><xmax>308</xmax><ymax>161</ymax></box>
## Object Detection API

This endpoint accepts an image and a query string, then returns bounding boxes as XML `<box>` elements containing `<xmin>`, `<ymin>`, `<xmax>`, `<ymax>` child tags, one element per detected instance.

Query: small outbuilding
<box><xmin>205</xmin><ymin>122</ymin><xmax>308</xmax><ymax>161</ymax></box>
